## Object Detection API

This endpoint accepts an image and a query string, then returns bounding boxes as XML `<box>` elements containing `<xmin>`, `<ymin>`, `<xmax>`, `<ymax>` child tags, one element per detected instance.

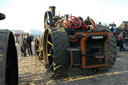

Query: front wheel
<box><xmin>43</xmin><ymin>28</ymin><xmax>70</xmax><ymax>78</ymax></box>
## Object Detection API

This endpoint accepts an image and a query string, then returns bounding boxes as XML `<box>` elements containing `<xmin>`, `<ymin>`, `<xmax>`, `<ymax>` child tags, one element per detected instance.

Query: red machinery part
<box><xmin>67</xmin><ymin>16</ymin><xmax>81</xmax><ymax>29</ymax></box>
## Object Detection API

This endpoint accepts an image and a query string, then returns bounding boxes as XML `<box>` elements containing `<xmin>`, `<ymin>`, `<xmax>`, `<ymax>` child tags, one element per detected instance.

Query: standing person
<box><xmin>124</xmin><ymin>29</ymin><xmax>128</xmax><ymax>52</ymax></box>
<box><xmin>113</xmin><ymin>24</ymin><xmax>117</xmax><ymax>32</ymax></box>
<box><xmin>18</xmin><ymin>34</ymin><xmax>26</xmax><ymax>56</ymax></box>
<box><xmin>23</xmin><ymin>34</ymin><xmax>27</xmax><ymax>56</ymax></box>
<box><xmin>84</xmin><ymin>16</ymin><xmax>95</xmax><ymax>31</ymax></box>
<box><xmin>118</xmin><ymin>32</ymin><xmax>125</xmax><ymax>51</ymax></box>
<box><xmin>84</xmin><ymin>16</ymin><xmax>91</xmax><ymax>25</ymax></box>
<box><xmin>26</xmin><ymin>33</ymin><xmax>33</xmax><ymax>56</ymax></box>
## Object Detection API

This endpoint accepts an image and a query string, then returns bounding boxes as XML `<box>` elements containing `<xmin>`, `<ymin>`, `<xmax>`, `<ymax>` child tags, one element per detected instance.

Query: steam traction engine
<box><xmin>42</xmin><ymin>6</ymin><xmax>117</xmax><ymax>78</ymax></box>
<box><xmin>0</xmin><ymin>13</ymin><xmax>18</xmax><ymax>85</ymax></box>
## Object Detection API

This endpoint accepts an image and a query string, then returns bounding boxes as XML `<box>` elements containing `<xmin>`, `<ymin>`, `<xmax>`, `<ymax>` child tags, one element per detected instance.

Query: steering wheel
<box><xmin>67</xmin><ymin>16</ymin><xmax>81</xmax><ymax>29</ymax></box>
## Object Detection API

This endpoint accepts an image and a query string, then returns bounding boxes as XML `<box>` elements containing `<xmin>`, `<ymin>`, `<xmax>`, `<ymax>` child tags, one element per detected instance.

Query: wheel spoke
<box><xmin>76</xmin><ymin>22</ymin><xmax>80</xmax><ymax>24</ymax></box>
<box><xmin>74</xmin><ymin>23</ymin><xmax>77</xmax><ymax>28</ymax></box>
<box><xmin>75</xmin><ymin>19</ymin><xmax>78</xmax><ymax>22</ymax></box>
<box><xmin>36</xmin><ymin>42</ymin><xmax>39</xmax><ymax>46</ymax></box>
<box><xmin>48</xmin><ymin>54</ymin><xmax>52</xmax><ymax>56</ymax></box>
<box><xmin>39</xmin><ymin>53</ymin><xmax>42</xmax><ymax>56</ymax></box>
<box><xmin>36</xmin><ymin>49</ymin><xmax>40</xmax><ymax>52</ymax></box>
<box><xmin>48</xmin><ymin>41</ymin><xmax>53</xmax><ymax>47</ymax></box>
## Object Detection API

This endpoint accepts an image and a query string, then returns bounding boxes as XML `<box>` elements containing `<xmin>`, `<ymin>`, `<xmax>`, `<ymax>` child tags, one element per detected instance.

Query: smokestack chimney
<box><xmin>49</xmin><ymin>6</ymin><xmax>56</xmax><ymax>17</ymax></box>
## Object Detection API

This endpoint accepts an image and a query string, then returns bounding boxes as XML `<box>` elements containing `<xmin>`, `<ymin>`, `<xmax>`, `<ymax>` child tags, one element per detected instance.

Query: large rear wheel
<box><xmin>5</xmin><ymin>32</ymin><xmax>18</xmax><ymax>85</ymax></box>
<box><xmin>94</xmin><ymin>26</ymin><xmax>117</xmax><ymax>71</ymax></box>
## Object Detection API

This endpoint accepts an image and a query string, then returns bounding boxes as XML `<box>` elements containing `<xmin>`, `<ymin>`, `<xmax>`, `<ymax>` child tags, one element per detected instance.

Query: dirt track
<box><xmin>18</xmin><ymin>50</ymin><xmax>128</xmax><ymax>85</ymax></box>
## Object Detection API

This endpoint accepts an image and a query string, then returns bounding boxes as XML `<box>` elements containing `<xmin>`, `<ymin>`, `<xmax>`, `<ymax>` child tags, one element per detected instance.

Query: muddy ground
<box><xmin>18</xmin><ymin>46</ymin><xmax>128</xmax><ymax>85</ymax></box>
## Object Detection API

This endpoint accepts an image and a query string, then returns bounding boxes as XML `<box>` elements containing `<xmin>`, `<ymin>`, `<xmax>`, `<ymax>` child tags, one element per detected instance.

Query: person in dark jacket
<box><xmin>18</xmin><ymin>34</ymin><xmax>26</xmax><ymax>56</ymax></box>
<box><xmin>124</xmin><ymin>29</ymin><xmax>128</xmax><ymax>52</ymax></box>
<box><xmin>118</xmin><ymin>32</ymin><xmax>125</xmax><ymax>51</ymax></box>
<box><xmin>84</xmin><ymin>16</ymin><xmax>95</xmax><ymax>31</ymax></box>
<box><xmin>84</xmin><ymin>16</ymin><xmax>92</xmax><ymax>25</ymax></box>
<box><xmin>26</xmin><ymin>33</ymin><xmax>33</xmax><ymax>56</ymax></box>
<box><xmin>23</xmin><ymin>34</ymin><xmax>27</xmax><ymax>56</ymax></box>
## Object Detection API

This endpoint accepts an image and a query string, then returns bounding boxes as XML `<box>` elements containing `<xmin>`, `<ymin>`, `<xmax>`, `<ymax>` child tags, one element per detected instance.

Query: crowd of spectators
<box><xmin>18</xmin><ymin>33</ymin><xmax>33</xmax><ymax>57</ymax></box>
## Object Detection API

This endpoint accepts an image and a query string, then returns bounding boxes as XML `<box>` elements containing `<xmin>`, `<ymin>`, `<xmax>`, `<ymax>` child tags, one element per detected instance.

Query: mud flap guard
<box><xmin>67</xmin><ymin>48</ymin><xmax>81</xmax><ymax>68</ymax></box>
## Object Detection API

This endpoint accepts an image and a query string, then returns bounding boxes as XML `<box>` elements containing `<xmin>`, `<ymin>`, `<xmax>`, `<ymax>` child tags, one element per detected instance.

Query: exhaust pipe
<box><xmin>49</xmin><ymin>6</ymin><xmax>56</xmax><ymax>17</ymax></box>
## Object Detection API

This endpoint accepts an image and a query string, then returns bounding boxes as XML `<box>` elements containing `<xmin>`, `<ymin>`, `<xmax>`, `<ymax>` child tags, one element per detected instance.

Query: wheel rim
<box><xmin>44</xmin><ymin>32</ymin><xmax>54</xmax><ymax>70</ymax></box>
<box><xmin>35</xmin><ymin>39</ymin><xmax>42</xmax><ymax>60</ymax></box>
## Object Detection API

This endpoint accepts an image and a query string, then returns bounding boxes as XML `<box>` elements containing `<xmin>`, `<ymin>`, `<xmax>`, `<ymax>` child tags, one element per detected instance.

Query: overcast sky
<box><xmin>0</xmin><ymin>0</ymin><xmax>128</xmax><ymax>32</ymax></box>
